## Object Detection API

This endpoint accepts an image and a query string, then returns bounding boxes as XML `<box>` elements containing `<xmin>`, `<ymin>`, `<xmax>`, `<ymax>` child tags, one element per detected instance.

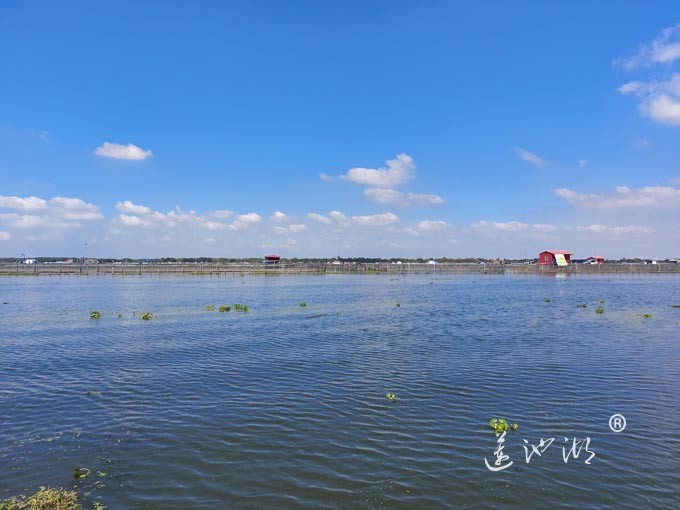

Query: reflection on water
<box><xmin>1</xmin><ymin>275</ymin><xmax>679</xmax><ymax>509</ymax></box>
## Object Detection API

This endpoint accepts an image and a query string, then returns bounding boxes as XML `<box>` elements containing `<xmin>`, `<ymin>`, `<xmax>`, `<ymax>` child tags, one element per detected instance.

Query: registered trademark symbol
<box><xmin>609</xmin><ymin>414</ymin><xmax>626</xmax><ymax>432</ymax></box>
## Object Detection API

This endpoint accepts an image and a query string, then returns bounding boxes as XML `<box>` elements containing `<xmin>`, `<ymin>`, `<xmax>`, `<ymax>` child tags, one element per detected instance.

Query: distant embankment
<box><xmin>2</xmin><ymin>262</ymin><xmax>680</xmax><ymax>276</ymax></box>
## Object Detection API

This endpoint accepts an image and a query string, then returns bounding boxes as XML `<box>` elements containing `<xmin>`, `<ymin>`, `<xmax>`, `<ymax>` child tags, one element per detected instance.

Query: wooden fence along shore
<box><xmin>2</xmin><ymin>262</ymin><xmax>680</xmax><ymax>277</ymax></box>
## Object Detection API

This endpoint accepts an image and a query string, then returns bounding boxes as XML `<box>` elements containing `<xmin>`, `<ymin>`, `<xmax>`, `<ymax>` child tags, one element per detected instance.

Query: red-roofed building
<box><xmin>538</xmin><ymin>250</ymin><xmax>572</xmax><ymax>266</ymax></box>
<box><xmin>585</xmin><ymin>256</ymin><xmax>605</xmax><ymax>265</ymax></box>
<box><xmin>264</xmin><ymin>254</ymin><xmax>281</xmax><ymax>264</ymax></box>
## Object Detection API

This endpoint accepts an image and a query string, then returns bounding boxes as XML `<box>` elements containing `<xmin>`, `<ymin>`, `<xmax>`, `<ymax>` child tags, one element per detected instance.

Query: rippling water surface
<box><xmin>1</xmin><ymin>274</ymin><xmax>679</xmax><ymax>509</ymax></box>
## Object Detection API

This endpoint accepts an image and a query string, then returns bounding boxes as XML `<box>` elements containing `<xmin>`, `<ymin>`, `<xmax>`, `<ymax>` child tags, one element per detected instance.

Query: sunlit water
<box><xmin>1</xmin><ymin>274</ymin><xmax>679</xmax><ymax>509</ymax></box>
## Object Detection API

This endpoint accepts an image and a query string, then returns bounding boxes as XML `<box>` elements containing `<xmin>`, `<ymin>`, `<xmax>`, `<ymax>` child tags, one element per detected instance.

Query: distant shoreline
<box><xmin>2</xmin><ymin>262</ymin><xmax>680</xmax><ymax>277</ymax></box>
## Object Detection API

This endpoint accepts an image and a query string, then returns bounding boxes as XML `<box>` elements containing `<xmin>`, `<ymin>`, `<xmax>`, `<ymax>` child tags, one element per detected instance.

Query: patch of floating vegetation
<box><xmin>385</xmin><ymin>392</ymin><xmax>398</xmax><ymax>403</ymax></box>
<box><xmin>595</xmin><ymin>306</ymin><xmax>605</xmax><ymax>314</ymax></box>
<box><xmin>218</xmin><ymin>305</ymin><xmax>231</xmax><ymax>313</ymax></box>
<box><xmin>672</xmin><ymin>304</ymin><xmax>680</xmax><ymax>308</ymax></box>
<box><xmin>0</xmin><ymin>486</ymin><xmax>106</xmax><ymax>510</ymax></box>
<box><xmin>73</xmin><ymin>467</ymin><xmax>90</xmax><ymax>479</ymax></box>
<box><xmin>115</xmin><ymin>312</ymin><xmax>123</xmax><ymax>318</ymax></box>
<box><xmin>395</xmin><ymin>302</ymin><xmax>401</xmax><ymax>307</ymax></box>
<box><xmin>544</xmin><ymin>298</ymin><xmax>552</xmax><ymax>303</ymax></box>
<box><xmin>299</xmin><ymin>301</ymin><xmax>307</xmax><ymax>307</ymax></box>
<box><xmin>205</xmin><ymin>305</ymin><xmax>216</xmax><ymax>312</ymax></box>
<box><xmin>138</xmin><ymin>312</ymin><xmax>154</xmax><ymax>321</ymax></box>
<box><xmin>577</xmin><ymin>303</ymin><xmax>587</xmax><ymax>308</ymax></box>
<box><xmin>489</xmin><ymin>418</ymin><xmax>519</xmax><ymax>434</ymax></box>
<box><xmin>89</xmin><ymin>311</ymin><xmax>101</xmax><ymax>320</ymax></box>
<box><xmin>233</xmin><ymin>304</ymin><xmax>249</xmax><ymax>313</ymax></box>
<box><xmin>641</xmin><ymin>313</ymin><xmax>652</xmax><ymax>319</ymax></box>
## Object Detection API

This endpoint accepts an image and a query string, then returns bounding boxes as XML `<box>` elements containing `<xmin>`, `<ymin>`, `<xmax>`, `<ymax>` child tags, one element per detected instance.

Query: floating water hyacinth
<box><xmin>641</xmin><ymin>313</ymin><xmax>652</xmax><ymax>319</ymax></box>
<box><xmin>205</xmin><ymin>304</ymin><xmax>216</xmax><ymax>312</ymax></box>
<box><xmin>595</xmin><ymin>307</ymin><xmax>605</xmax><ymax>314</ymax></box>
<box><xmin>90</xmin><ymin>311</ymin><xmax>101</xmax><ymax>320</ymax></box>
<box><xmin>544</xmin><ymin>298</ymin><xmax>552</xmax><ymax>303</ymax></box>
<box><xmin>577</xmin><ymin>303</ymin><xmax>587</xmax><ymax>308</ymax></box>
<box><xmin>139</xmin><ymin>312</ymin><xmax>154</xmax><ymax>320</ymax></box>
<box><xmin>386</xmin><ymin>392</ymin><xmax>398</xmax><ymax>402</ymax></box>
<box><xmin>299</xmin><ymin>301</ymin><xmax>307</xmax><ymax>307</ymax></box>
<box><xmin>218</xmin><ymin>305</ymin><xmax>231</xmax><ymax>313</ymax></box>
<box><xmin>74</xmin><ymin>467</ymin><xmax>91</xmax><ymax>479</ymax></box>
<box><xmin>233</xmin><ymin>304</ymin><xmax>249</xmax><ymax>313</ymax></box>
<box><xmin>489</xmin><ymin>418</ymin><xmax>518</xmax><ymax>434</ymax></box>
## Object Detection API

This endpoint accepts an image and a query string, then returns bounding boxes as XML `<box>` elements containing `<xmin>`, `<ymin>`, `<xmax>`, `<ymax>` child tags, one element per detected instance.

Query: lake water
<box><xmin>1</xmin><ymin>274</ymin><xmax>679</xmax><ymax>509</ymax></box>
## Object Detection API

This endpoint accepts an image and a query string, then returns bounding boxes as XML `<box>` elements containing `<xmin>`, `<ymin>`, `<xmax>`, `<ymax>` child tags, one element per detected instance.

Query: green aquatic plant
<box><xmin>0</xmin><ymin>486</ymin><xmax>105</xmax><ymax>510</ymax></box>
<box><xmin>89</xmin><ymin>311</ymin><xmax>101</xmax><ymax>320</ymax></box>
<box><xmin>386</xmin><ymin>392</ymin><xmax>398</xmax><ymax>402</ymax></box>
<box><xmin>205</xmin><ymin>305</ymin><xmax>216</xmax><ymax>312</ymax></box>
<box><xmin>595</xmin><ymin>306</ymin><xmax>605</xmax><ymax>314</ymax></box>
<box><xmin>74</xmin><ymin>467</ymin><xmax>90</xmax><ymax>479</ymax></box>
<box><xmin>138</xmin><ymin>312</ymin><xmax>153</xmax><ymax>321</ymax></box>
<box><xmin>395</xmin><ymin>302</ymin><xmax>401</xmax><ymax>307</ymax></box>
<box><xmin>233</xmin><ymin>304</ymin><xmax>249</xmax><ymax>313</ymax></box>
<box><xmin>641</xmin><ymin>313</ymin><xmax>652</xmax><ymax>319</ymax></box>
<box><xmin>489</xmin><ymin>418</ymin><xmax>519</xmax><ymax>434</ymax></box>
<box><xmin>577</xmin><ymin>303</ymin><xmax>587</xmax><ymax>308</ymax></box>
<box><xmin>218</xmin><ymin>305</ymin><xmax>231</xmax><ymax>313</ymax></box>
<box><xmin>544</xmin><ymin>298</ymin><xmax>552</xmax><ymax>303</ymax></box>
<box><xmin>299</xmin><ymin>301</ymin><xmax>307</xmax><ymax>307</ymax></box>
<box><xmin>671</xmin><ymin>304</ymin><xmax>680</xmax><ymax>308</ymax></box>
<box><xmin>116</xmin><ymin>312</ymin><xmax>123</xmax><ymax>318</ymax></box>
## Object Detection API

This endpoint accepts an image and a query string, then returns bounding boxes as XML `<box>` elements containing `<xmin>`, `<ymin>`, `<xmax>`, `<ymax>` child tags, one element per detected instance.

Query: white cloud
<box><xmin>307</xmin><ymin>212</ymin><xmax>332</xmax><ymax>224</ymax></box>
<box><xmin>94</xmin><ymin>142</ymin><xmax>153</xmax><ymax>160</ymax></box>
<box><xmin>364</xmin><ymin>188</ymin><xmax>444</xmax><ymax>206</ymax></box>
<box><xmin>116</xmin><ymin>201</ymin><xmax>153</xmax><ymax>215</ymax></box>
<box><xmin>615</xmin><ymin>23</ymin><xmax>680</xmax><ymax>69</ymax></box>
<box><xmin>532</xmin><ymin>224</ymin><xmax>558</xmax><ymax>232</ymax></box>
<box><xmin>273</xmin><ymin>224</ymin><xmax>307</xmax><ymax>234</ymax></box>
<box><xmin>575</xmin><ymin>224</ymin><xmax>655</xmax><ymax>235</ymax></box>
<box><xmin>328</xmin><ymin>211</ymin><xmax>347</xmax><ymax>222</ymax></box>
<box><xmin>340</xmin><ymin>153</ymin><xmax>414</xmax><ymax>187</ymax></box>
<box><xmin>618</xmin><ymin>74</ymin><xmax>680</xmax><ymax>125</ymax></box>
<box><xmin>115</xmin><ymin>202</ymin><xmax>248</xmax><ymax>231</ymax></box>
<box><xmin>0</xmin><ymin>195</ymin><xmax>48</xmax><ymax>211</ymax></box>
<box><xmin>228</xmin><ymin>213</ymin><xmax>262</xmax><ymax>231</ymax></box>
<box><xmin>0</xmin><ymin>231</ymin><xmax>10</xmax><ymax>241</ymax></box>
<box><xmin>271</xmin><ymin>211</ymin><xmax>288</xmax><ymax>222</ymax></box>
<box><xmin>49</xmin><ymin>197</ymin><xmax>103</xmax><ymax>221</ymax></box>
<box><xmin>415</xmin><ymin>220</ymin><xmax>447</xmax><ymax>232</ymax></box>
<box><xmin>0</xmin><ymin>196</ymin><xmax>102</xmax><ymax>232</ymax></box>
<box><xmin>351</xmin><ymin>212</ymin><xmax>399</xmax><ymax>226</ymax></box>
<box><xmin>555</xmin><ymin>185</ymin><xmax>680</xmax><ymax>208</ymax></box>
<box><xmin>319</xmin><ymin>173</ymin><xmax>334</xmax><ymax>182</ymax></box>
<box><xmin>471</xmin><ymin>220</ymin><xmax>557</xmax><ymax>234</ymax></box>
<box><xmin>514</xmin><ymin>147</ymin><xmax>545</xmax><ymax>167</ymax></box>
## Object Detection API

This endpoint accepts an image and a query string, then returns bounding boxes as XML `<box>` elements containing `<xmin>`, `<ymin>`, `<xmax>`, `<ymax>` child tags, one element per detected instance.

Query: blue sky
<box><xmin>1</xmin><ymin>1</ymin><xmax>680</xmax><ymax>258</ymax></box>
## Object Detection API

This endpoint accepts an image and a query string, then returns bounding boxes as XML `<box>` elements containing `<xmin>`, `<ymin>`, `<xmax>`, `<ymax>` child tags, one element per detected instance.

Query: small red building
<box><xmin>264</xmin><ymin>254</ymin><xmax>281</xmax><ymax>264</ymax></box>
<box><xmin>585</xmin><ymin>256</ymin><xmax>605</xmax><ymax>265</ymax></box>
<box><xmin>538</xmin><ymin>250</ymin><xmax>572</xmax><ymax>266</ymax></box>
